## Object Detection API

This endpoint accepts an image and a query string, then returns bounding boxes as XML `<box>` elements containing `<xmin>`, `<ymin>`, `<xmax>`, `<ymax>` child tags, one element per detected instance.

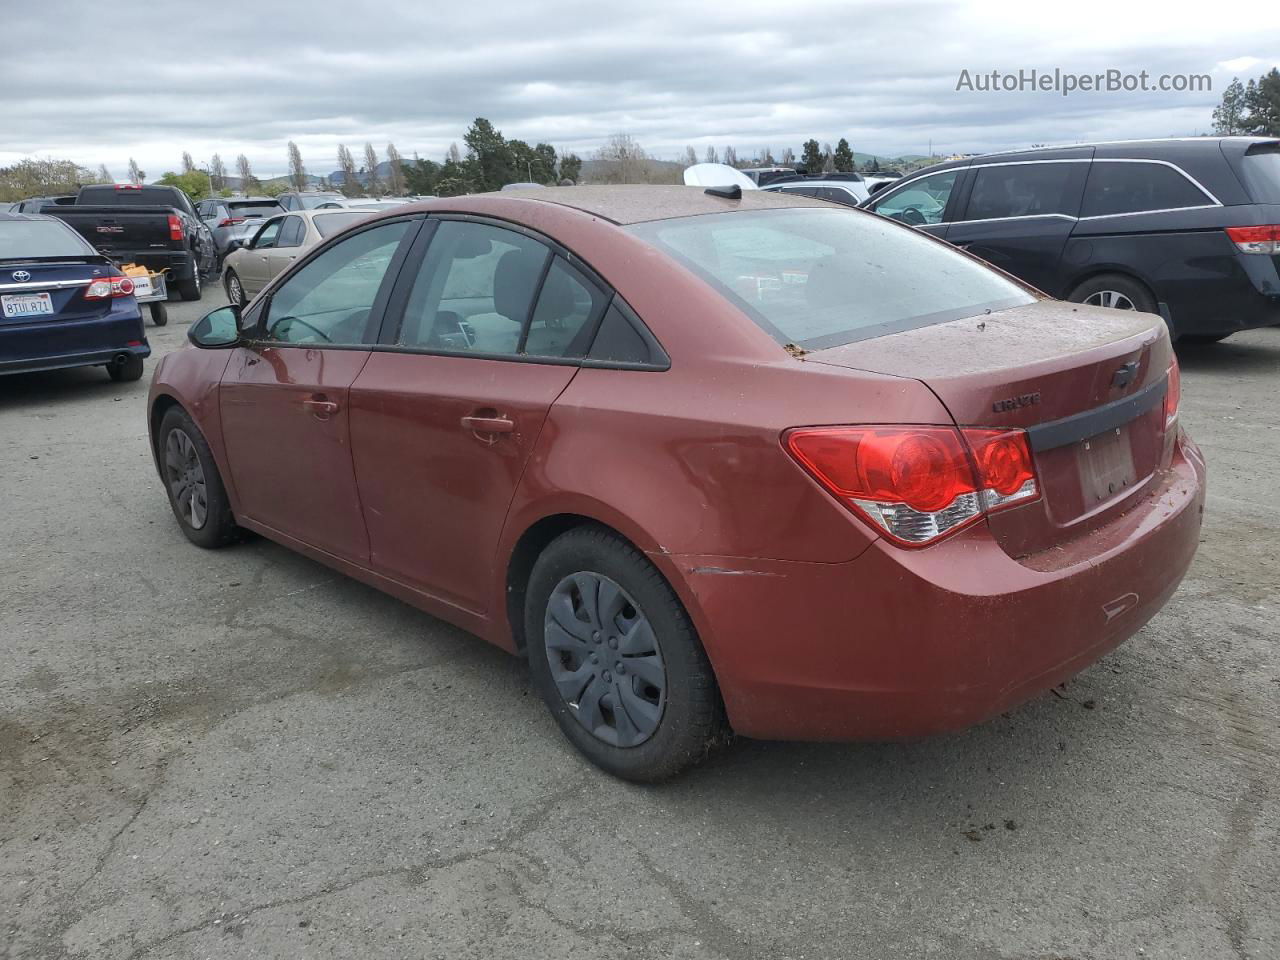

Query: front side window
<box><xmin>396</xmin><ymin>221</ymin><xmax>549</xmax><ymax>355</ymax></box>
<box><xmin>962</xmin><ymin>163</ymin><xmax>1077</xmax><ymax>221</ymax></box>
<box><xmin>252</xmin><ymin>218</ymin><xmax>283</xmax><ymax>249</ymax></box>
<box><xmin>872</xmin><ymin>170</ymin><xmax>959</xmax><ymax>225</ymax></box>
<box><xmin>1081</xmin><ymin>161</ymin><xmax>1213</xmax><ymax>217</ymax></box>
<box><xmin>629</xmin><ymin>208</ymin><xmax>1034</xmax><ymax>350</ymax></box>
<box><xmin>264</xmin><ymin>220</ymin><xmax>410</xmax><ymax>346</ymax></box>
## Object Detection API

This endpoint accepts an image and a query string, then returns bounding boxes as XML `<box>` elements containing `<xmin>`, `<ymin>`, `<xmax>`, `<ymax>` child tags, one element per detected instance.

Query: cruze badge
<box><xmin>992</xmin><ymin>391</ymin><xmax>1041</xmax><ymax>413</ymax></box>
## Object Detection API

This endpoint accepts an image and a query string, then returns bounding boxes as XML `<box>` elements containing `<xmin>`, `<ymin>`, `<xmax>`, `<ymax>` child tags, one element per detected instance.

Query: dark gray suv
<box><xmin>195</xmin><ymin>197</ymin><xmax>284</xmax><ymax>260</ymax></box>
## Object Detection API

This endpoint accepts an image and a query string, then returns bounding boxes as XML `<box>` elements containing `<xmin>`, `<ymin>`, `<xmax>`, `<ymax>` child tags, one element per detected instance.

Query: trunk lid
<box><xmin>808</xmin><ymin>300</ymin><xmax>1175</xmax><ymax>557</ymax></box>
<box><xmin>0</xmin><ymin>257</ymin><xmax>116</xmax><ymax>326</ymax></box>
<box><xmin>46</xmin><ymin>206</ymin><xmax>179</xmax><ymax>259</ymax></box>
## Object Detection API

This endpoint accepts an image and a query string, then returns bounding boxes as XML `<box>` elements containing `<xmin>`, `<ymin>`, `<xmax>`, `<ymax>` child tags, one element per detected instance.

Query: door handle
<box><xmin>303</xmin><ymin>397</ymin><xmax>340</xmax><ymax>419</ymax></box>
<box><xmin>460</xmin><ymin>414</ymin><xmax>515</xmax><ymax>434</ymax></box>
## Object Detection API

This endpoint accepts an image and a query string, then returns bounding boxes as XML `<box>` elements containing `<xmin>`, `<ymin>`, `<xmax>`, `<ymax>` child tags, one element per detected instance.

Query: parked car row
<box><xmin>860</xmin><ymin>137</ymin><xmax>1280</xmax><ymax>342</ymax></box>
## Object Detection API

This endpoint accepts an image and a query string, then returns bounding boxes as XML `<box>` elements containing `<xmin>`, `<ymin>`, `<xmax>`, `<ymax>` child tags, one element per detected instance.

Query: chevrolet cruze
<box><xmin>147</xmin><ymin>186</ymin><xmax>1206</xmax><ymax>780</ymax></box>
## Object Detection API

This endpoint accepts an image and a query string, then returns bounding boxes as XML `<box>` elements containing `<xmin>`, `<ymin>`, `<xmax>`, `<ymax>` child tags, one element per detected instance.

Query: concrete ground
<box><xmin>1</xmin><ymin>291</ymin><xmax>1276</xmax><ymax>960</ymax></box>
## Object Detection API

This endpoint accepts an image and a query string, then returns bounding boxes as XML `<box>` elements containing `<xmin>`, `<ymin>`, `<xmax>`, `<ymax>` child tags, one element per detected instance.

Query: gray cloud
<box><xmin>1</xmin><ymin>0</ymin><xmax>1275</xmax><ymax>178</ymax></box>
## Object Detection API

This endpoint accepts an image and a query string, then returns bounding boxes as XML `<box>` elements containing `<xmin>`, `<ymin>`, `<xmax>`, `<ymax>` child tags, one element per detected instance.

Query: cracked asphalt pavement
<box><xmin>2</xmin><ymin>292</ymin><xmax>1277</xmax><ymax>959</ymax></box>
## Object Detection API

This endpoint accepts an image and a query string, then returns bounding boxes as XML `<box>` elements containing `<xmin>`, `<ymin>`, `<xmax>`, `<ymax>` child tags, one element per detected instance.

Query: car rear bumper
<box><xmin>661</xmin><ymin>433</ymin><xmax>1206</xmax><ymax>741</ymax></box>
<box><xmin>0</xmin><ymin>304</ymin><xmax>150</xmax><ymax>376</ymax></box>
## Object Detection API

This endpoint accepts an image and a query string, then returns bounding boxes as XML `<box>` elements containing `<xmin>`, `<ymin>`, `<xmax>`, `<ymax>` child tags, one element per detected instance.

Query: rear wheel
<box><xmin>149</xmin><ymin>302</ymin><xmax>168</xmax><ymax>326</ymax></box>
<box><xmin>177</xmin><ymin>267</ymin><xmax>202</xmax><ymax>302</ymax></box>
<box><xmin>157</xmin><ymin>406</ymin><xmax>241</xmax><ymax>549</ymax></box>
<box><xmin>107</xmin><ymin>354</ymin><xmax>144</xmax><ymax>382</ymax></box>
<box><xmin>525</xmin><ymin>526</ymin><xmax>726</xmax><ymax>782</ymax></box>
<box><xmin>1067</xmin><ymin>274</ymin><xmax>1157</xmax><ymax>315</ymax></box>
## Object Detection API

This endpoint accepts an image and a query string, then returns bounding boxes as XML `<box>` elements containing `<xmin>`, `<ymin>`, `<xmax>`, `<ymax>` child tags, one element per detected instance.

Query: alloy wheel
<box><xmin>164</xmin><ymin>428</ymin><xmax>209</xmax><ymax>530</ymax></box>
<box><xmin>1084</xmin><ymin>290</ymin><xmax>1135</xmax><ymax>310</ymax></box>
<box><xmin>543</xmin><ymin>572</ymin><xmax>666</xmax><ymax>747</ymax></box>
<box><xmin>228</xmin><ymin>274</ymin><xmax>243</xmax><ymax>307</ymax></box>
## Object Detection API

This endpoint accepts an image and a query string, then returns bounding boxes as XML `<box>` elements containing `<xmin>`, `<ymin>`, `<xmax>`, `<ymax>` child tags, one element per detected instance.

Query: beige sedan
<box><xmin>221</xmin><ymin>208</ymin><xmax>373</xmax><ymax>306</ymax></box>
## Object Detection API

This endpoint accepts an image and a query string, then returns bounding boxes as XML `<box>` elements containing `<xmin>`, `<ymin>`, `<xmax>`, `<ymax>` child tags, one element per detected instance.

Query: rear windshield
<box><xmin>297</xmin><ymin>194</ymin><xmax>344</xmax><ymax>209</ymax></box>
<box><xmin>314</xmin><ymin>212</ymin><xmax>370</xmax><ymax>237</ymax></box>
<box><xmin>0</xmin><ymin>219</ymin><xmax>94</xmax><ymax>259</ymax></box>
<box><xmin>77</xmin><ymin>186</ymin><xmax>182</xmax><ymax>207</ymax></box>
<box><xmin>227</xmin><ymin>201</ymin><xmax>283</xmax><ymax>218</ymax></box>
<box><xmin>1239</xmin><ymin>148</ymin><xmax>1280</xmax><ymax>203</ymax></box>
<box><xmin>627</xmin><ymin>208</ymin><xmax>1035</xmax><ymax>349</ymax></box>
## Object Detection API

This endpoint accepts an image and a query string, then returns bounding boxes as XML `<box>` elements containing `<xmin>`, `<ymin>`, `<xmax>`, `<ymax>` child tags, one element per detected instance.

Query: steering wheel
<box><xmin>897</xmin><ymin>206</ymin><xmax>927</xmax><ymax>226</ymax></box>
<box><xmin>273</xmin><ymin>316</ymin><xmax>332</xmax><ymax>343</ymax></box>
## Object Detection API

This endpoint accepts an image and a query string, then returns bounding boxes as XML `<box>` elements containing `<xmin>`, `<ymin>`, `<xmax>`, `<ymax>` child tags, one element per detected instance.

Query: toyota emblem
<box><xmin>11</xmin><ymin>270</ymin><xmax>32</xmax><ymax>282</ymax></box>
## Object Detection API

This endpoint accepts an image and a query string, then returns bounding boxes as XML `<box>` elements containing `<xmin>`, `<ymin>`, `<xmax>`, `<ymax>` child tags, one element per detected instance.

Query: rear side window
<box><xmin>277</xmin><ymin>216</ymin><xmax>306</xmax><ymax>248</ymax></box>
<box><xmin>1081</xmin><ymin>161</ymin><xmax>1212</xmax><ymax>217</ymax></box>
<box><xmin>963</xmin><ymin>163</ymin><xmax>1077</xmax><ymax>220</ymax></box>
<box><xmin>628</xmin><ymin>208</ymin><xmax>1034</xmax><ymax>350</ymax></box>
<box><xmin>524</xmin><ymin>257</ymin><xmax>607</xmax><ymax>358</ymax></box>
<box><xmin>0</xmin><ymin>219</ymin><xmax>94</xmax><ymax>258</ymax></box>
<box><xmin>1238</xmin><ymin>148</ymin><xmax>1280</xmax><ymax>203</ymax></box>
<box><xmin>588</xmin><ymin>302</ymin><xmax>653</xmax><ymax>364</ymax></box>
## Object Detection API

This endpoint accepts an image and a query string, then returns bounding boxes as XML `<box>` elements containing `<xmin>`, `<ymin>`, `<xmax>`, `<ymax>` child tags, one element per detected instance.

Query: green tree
<box><xmin>800</xmin><ymin>139</ymin><xmax>823</xmax><ymax>174</ymax></box>
<box><xmin>463</xmin><ymin>117</ymin><xmax>515</xmax><ymax>191</ymax></box>
<box><xmin>0</xmin><ymin>157</ymin><xmax>96</xmax><ymax>202</ymax></box>
<box><xmin>559</xmin><ymin>152</ymin><xmax>582</xmax><ymax>184</ymax></box>
<box><xmin>833</xmin><ymin>138</ymin><xmax>855</xmax><ymax>173</ymax></box>
<box><xmin>157</xmin><ymin>169</ymin><xmax>212</xmax><ymax>203</ymax></box>
<box><xmin>534</xmin><ymin>142</ymin><xmax>558</xmax><ymax>183</ymax></box>
<box><xmin>405</xmin><ymin>155</ymin><xmax>441</xmax><ymax>195</ymax></box>
<box><xmin>260</xmin><ymin>180</ymin><xmax>289</xmax><ymax>198</ymax></box>
<box><xmin>1213</xmin><ymin>78</ymin><xmax>1248</xmax><ymax>135</ymax></box>
<box><xmin>1244</xmin><ymin>68</ymin><xmax>1280</xmax><ymax>136</ymax></box>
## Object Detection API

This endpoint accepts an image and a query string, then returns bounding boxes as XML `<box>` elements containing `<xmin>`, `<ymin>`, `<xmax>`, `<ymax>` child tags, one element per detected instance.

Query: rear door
<box><xmin>264</xmin><ymin>215</ymin><xmax>306</xmax><ymax>281</ymax></box>
<box><xmin>218</xmin><ymin>218</ymin><xmax>418</xmax><ymax>562</ymax></box>
<box><xmin>946</xmin><ymin>157</ymin><xmax>1090</xmax><ymax>295</ymax></box>
<box><xmin>349</xmin><ymin>217</ymin><xmax>607</xmax><ymax>615</ymax></box>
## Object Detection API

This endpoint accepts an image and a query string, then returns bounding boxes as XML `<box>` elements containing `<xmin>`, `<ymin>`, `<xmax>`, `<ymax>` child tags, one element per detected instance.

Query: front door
<box><xmin>349</xmin><ymin>219</ymin><xmax>608</xmax><ymax>614</ymax></box>
<box><xmin>866</xmin><ymin>167</ymin><xmax>966</xmax><ymax>242</ymax></box>
<box><xmin>237</xmin><ymin>217</ymin><xmax>283</xmax><ymax>297</ymax></box>
<box><xmin>219</xmin><ymin>218</ymin><xmax>417</xmax><ymax>562</ymax></box>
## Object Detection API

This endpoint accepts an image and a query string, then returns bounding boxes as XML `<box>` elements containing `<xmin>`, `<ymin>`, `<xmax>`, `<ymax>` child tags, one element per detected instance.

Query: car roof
<box><xmin>0</xmin><ymin>211</ymin><xmax>59</xmax><ymax>223</ymax></box>
<box><xmin>763</xmin><ymin>180</ymin><xmax>861</xmax><ymax>189</ymax></box>
<box><xmin>472</xmin><ymin>184</ymin><xmax>828</xmax><ymax>225</ymax></box>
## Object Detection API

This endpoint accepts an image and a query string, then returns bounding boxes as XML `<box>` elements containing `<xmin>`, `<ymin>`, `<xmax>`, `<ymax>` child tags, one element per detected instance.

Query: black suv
<box><xmin>862</xmin><ymin>137</ymin><xmax>1280</xmax><ymax>342</ymax></box>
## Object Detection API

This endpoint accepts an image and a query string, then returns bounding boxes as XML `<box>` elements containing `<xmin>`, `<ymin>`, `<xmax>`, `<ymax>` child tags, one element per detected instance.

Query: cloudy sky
<box><xmin>2</xmin><ymin>0</ymin><xmax>1276</xmax><ymax>179</ymax></box>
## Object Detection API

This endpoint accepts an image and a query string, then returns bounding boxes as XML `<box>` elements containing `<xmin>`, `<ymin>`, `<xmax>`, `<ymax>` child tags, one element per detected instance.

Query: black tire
<box><xmin>1067</xmin><ymin>273</ymin><xmax>1157</xmax><ymax>315</ymax></box>
<box><xmin>224</xmin><ymin>269</ymin><xmax>245</xmax><ymax>309</ymax></box>
<box><xmin>156</xmin><ymin>406</ymin><xmax>241</xmax><ymax>549</ymax></box>
<box><xmin>525</xmin><ymin>526</ymin><xmax>727</xmax><ymax>782</ymax></box>
<box><xmin>150</xmin><ymin>302</ymin><xmax>168</xmax><ymax>326</ymax></box>
<box><xmin>107</xmin><ymin>354</ymin><xmax>145</xmax><ymax>382</ymax></box>
<box><xmin>177</xmin><ymin>267</ymin><xmax>203</xmax><ymax>302</ymax></box>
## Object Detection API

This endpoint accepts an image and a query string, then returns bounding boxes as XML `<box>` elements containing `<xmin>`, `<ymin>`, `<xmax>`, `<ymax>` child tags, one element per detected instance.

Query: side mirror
<box><xmin>869</xmin><ymin>181</ymin><xmax>890</xmax><ymax>195</ymax></box>
<box><xmin>187</xmin><ymin>306</ymin><xmax>241</xmax><ymax>349</ymax></box>
<box><xmin>226</xmin><ymin>238</ymin><xmax>244</xmax><ymax>252</ymax></box>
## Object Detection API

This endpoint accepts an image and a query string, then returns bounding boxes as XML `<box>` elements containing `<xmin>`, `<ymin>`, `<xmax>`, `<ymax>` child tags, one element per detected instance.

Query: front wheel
<box><xmin>525</xmin><ymin>526</ymin><xmax>727</xmax><ymax>781</ymax></box>
<box><xmin>157</xmin><ymin>406</ymin><xmax>241</xmax><ymax>549</ymax></box>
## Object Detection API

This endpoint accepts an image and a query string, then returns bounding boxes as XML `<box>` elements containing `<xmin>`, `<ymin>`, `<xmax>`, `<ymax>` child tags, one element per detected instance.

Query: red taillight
<box><xmin>1225</xmin><ymin>225</ymin><xmax>1280</xmax><ymax>255</ymax></box>
<box><xmin>217</xmin><ymin>217</ymin><xmax>246</xmax><ymax>227</ymax></box>
<box><xmin>784</xmin><ymin>425</ymin><xmax>1040</xmax><ymax>547</ymax></box>
<box><xmin>1165</xmin><ymin>359</ymin><xmax>1181</xmax><ymax>427</ymax></box>
<box><xmin>84</xmin><ymin>276</ymin><xmax>136</xmax><ymax>300</ymax></box>
<box><xmin>167</xmin><ymin>214</ymin><xmax>183</xmax><ymax>241</ymax></box>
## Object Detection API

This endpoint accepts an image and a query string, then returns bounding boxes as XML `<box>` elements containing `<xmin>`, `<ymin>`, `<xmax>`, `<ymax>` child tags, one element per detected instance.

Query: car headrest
<box><xmin>493</xmin><ymin>248</ymin><xmax>545</xmax><ymax>323</ymax></box>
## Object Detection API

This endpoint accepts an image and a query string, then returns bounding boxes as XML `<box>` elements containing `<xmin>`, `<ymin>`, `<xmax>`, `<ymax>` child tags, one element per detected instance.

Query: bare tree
<box><xmin>684</xmin><ymin>145</ymin><xmax>698</xmax><ymax>167</ymax></box>
<box><xmin>362</xmin><ymin>143</ymin><xmax>381</xmax><ymax>196</ymax></box>
<box><xmin>210</xmin><ymin>154</ymin><xmax>226</xmax><ymax>191</ymax></box>
<box><xmin>781</xmin><ymin>146</ymin><xmax>795</xmax><ymax>166</ymax></box>
<box><xmin>96</xmin><ymin>164</ymin><xmax>113</xmax><ymax>183</ymax></box>
<box><xmin>236</xmin><ymin>154</ymin><xmax>257</xmax><ymax>192</ymax></box>
<box><xmin>594</xmin><ymin>133</ymin><xmax>653</xmax><ymax>184</ymax></box>
<box><xmin>287</xmin><ymin>141</ymin><xmax>307</xmax><ymax>192</ymax></box>
<box><xmin>703</xmin><ymin>145</ymin><xmax>719</xmax><ymax>164</ymax></box>
<box><xmin>337</xmin><ymin>145</ymin><xmax>359</xmax><ymax>196</ymax></box>
<box><xmin>724</xmin><ymin>146</ymin><xmax>738</xmax><ymax>167</ymax></box>
<box><xmin>760</xmin><ymin>147</ymin><xmax>774</xmax><ymax>165</ymax></box>
<box><xmin>446</xmin><ymin>142</ymin><xmax>462</xmax><ymax>165</ymax></box>
<box><xmin>127</xmin><ymin>158</ymin><xmax>144</xmax><ymax>185</ymax></box>
<box><xmin>181</xmin><ymin>152</ymin><xmax>196</xmax><ymax>174</ymax></box>
<box><xmin>385</xmin><ymin>142</ymin><xmax>405</xmax><ymax>196</ymax></box>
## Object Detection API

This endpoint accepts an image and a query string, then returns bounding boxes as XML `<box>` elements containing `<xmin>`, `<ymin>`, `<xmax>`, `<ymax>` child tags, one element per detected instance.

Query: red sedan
<box><xmin>148</xmin><ymin>186</ymin><xmax>1206</xmax><ymax>781</ymax></box>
